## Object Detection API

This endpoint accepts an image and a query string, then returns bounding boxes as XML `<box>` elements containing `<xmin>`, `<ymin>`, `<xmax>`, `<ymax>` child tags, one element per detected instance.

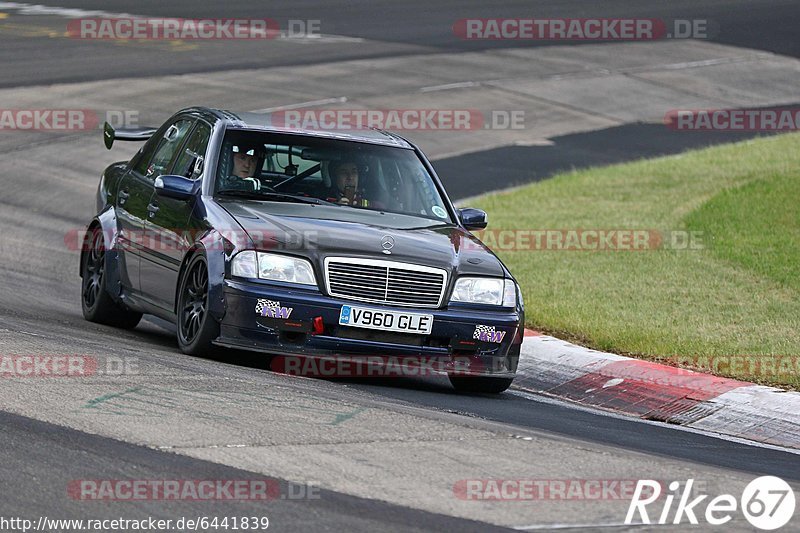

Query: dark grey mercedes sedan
<box><xmin>80</xmin><ymin>107</ymin><xmax>524</xmax><ymax>393</ymax></box>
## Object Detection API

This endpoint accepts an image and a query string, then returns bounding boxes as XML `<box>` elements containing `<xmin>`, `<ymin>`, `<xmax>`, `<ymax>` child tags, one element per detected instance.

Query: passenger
<box><xmin>325</xmin><ymin>159</ymin><xmax>369</xmax><ymax>206</ymax></box>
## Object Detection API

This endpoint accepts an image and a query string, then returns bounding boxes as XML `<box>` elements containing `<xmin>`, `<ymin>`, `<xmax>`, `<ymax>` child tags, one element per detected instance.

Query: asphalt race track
<box><xmin>1</xmin><ymin>1</ymin><xmax>799</xmax><ymax>531</ymax></box>
<box><xmin>1</xmin><ymin>0</ymin><xmax>798</xmax><ymax>87</ymax></box>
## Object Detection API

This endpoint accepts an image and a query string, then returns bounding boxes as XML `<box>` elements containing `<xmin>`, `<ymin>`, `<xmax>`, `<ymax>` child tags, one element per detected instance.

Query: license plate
<box><xmin>338</xmin><ymin>305</ymin><xmax>433</xmax><ymax>335</ymax></box>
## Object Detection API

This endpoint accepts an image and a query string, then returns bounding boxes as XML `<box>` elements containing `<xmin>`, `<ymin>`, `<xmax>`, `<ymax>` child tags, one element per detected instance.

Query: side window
<box><xmin>131</xmin><ymin>134</ymin><xmax>162</xmax><ymax>175</ymax></box>
<box><xmin>173</xmin><ymin>122</ymin><xmax>211</xmax><ymax>180</ymax></box>
<box><xmin>142</xmin><ymin>119</ymin><xmax>194</xmax><ymax>179</ymax></box>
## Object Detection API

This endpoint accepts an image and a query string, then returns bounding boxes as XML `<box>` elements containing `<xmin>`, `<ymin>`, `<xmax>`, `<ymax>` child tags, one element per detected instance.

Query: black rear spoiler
<box><xmin>103</xmin><ymin>121</ymin><xmax>158</xmax><ymax>150</ymax></box>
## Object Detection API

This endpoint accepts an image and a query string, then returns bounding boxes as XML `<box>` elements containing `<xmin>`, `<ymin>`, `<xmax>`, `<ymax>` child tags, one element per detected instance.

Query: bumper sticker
<box><xmin>255</xmin><ymin>299</ymin><xmax>293</xmax><ymax>319</ymax></box>
<box><xmin>473</xmin><ymin>324</ymin><xmax>505</xmax><ymax>343</ymax></box>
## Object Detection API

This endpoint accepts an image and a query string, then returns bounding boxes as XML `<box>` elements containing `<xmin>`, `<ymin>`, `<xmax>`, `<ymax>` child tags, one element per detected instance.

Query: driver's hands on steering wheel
<box><xmin>242</xmin><ymin>177</ymin><xmax>260</xmax><ymax>191</ymax></box>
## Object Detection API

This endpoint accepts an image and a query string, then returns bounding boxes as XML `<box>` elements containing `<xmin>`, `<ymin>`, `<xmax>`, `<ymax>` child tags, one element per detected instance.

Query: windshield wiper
<box><xmin>216</xmin><ymin>189</ymin><xmax>263</xmax><ymax>199</ymax></box>
<box><xmin>217</xmin><ymin>189</ymin><xmax>336</xmax><ymax>206</ymax></box>
<box><xmin>260</xmin><ymin>192</ymin><xmax>337</xmax><ymax>205</ymax></box>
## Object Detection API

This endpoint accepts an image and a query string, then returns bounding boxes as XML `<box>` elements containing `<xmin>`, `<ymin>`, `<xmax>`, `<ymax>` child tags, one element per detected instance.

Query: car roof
<box><xmin>181</xmin><ymin>107</ymin><xmax>414</xmax><ymax>149</ymax></box>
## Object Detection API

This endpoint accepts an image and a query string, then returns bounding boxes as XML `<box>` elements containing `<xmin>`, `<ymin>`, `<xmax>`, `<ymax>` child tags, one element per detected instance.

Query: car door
<box><xmin>139</xmin><ymin>120</ymin><xmax>212</xmax><ymax>311</ymax></box>
<box><xmin>115</xmin><ymin>128</ymin><xmax>165</xmax><ymax>295</ymax></box>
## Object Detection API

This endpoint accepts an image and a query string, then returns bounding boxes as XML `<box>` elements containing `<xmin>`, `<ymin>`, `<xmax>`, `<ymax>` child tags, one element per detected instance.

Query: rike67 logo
<box><xmin>626</xmin><ymin>477</ymin><xmax>795</xmax><ymax>530</ymax></box>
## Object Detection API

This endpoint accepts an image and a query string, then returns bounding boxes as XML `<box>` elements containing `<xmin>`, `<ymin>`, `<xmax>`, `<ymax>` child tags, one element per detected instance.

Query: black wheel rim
<box><xmin>82</xmin><ymin>230</ymin><xmax>105</xmax><ymax>309</ymax></box>
<box><xmin>180</xmin><ymin>259</ymin><xmax>208</xmax><ymax>344</ymax></box>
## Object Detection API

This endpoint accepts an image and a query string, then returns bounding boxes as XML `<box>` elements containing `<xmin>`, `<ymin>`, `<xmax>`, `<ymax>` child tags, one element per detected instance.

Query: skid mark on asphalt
<box><xmin>0</xmin><ymin>21</ymin><xmax>199</xmax><ymax>51</ymax></box>
<box><xmin>0</xmin><ymin>21</ymin><xmax>64</xmax><ymax>38</ymax></box>
<box><xmin>110</xmin><ymin>39</ymin><xmax>199</xmax><ymax>52</ymax></box>
<box><xmin>80</xmin><ymin>386</ymin><xmax>367</xmax><ymax>425</ymax></box>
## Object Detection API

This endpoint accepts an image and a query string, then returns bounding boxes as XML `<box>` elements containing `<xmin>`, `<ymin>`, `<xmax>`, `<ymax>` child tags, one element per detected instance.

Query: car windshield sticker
<box><xmin>473</xmin><ymin>324</ymin><xmax>505</xmax><ymax>343</ymax></box>
<box><xmin>255</xmin><ymin>299</ymin><xmax>293</xmax><ymax>319</ymax></box>
<box><xmin>432</xmin><ymin>205</ymin><xmax>447</xmax><ymax>218</ymax></box>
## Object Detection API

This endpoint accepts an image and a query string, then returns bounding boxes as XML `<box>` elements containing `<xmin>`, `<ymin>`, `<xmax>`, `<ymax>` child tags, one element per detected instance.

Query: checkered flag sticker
<box><xmin>473</xmin><ymin>324</ymin><xmax>496</xmax><ymax>340</ymax></box>
<box><xmin>255</xmin><ymin>299</ymin><xmax>280</xmax><ymax>316</ymax></box>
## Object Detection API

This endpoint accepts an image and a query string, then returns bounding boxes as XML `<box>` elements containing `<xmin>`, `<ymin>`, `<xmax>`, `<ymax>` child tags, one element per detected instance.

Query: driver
<box><xmin>219</xmin><ymin>142</ymin><xmax>264</xmax><ymax>191</ymax></box>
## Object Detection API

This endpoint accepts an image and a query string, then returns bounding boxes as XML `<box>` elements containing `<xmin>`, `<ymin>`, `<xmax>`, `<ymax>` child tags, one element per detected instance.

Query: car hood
<box><xmin>221</xmin><ymin>201</ymin><xmax>506</xmax><ymax>278</ymax></box>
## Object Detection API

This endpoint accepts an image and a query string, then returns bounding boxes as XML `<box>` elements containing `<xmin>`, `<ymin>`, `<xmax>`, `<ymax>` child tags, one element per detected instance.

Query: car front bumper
<box><xmin>214</xmin><ymin>279</ymin><xmax>523</xmax><ymax>378</ymax></box>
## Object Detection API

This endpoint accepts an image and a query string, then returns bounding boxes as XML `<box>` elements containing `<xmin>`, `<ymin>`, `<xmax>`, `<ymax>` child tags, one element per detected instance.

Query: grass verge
<box><xmin>468</xmin><ymin>133</ymin><xmax>800</xmax><ymax>388</ymax></box>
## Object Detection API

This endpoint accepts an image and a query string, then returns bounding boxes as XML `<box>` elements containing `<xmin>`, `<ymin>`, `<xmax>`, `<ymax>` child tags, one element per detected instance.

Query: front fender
<box><xmin>175</xmin><ymin>230</ymin><xmax>233</xmax><ymax>322</ymax></box>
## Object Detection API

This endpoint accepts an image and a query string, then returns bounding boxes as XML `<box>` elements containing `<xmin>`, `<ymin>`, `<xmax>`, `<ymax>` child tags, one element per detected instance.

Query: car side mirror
<box><xmin>154</xmin><ymin>175</ymin><xmax>196</xmax><ymax>201</ymax></box>
<box><xmin>458</xmin><ymin>208</ymin><xmax>488</xmax><ymax>230</ymax></box>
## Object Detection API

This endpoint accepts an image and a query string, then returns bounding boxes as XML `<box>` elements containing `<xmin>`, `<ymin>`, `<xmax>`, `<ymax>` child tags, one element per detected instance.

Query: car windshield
<box><xmin>215</xmin><ymin>131</ymin><xmax>452</xmax><ymax>223</ymax></box>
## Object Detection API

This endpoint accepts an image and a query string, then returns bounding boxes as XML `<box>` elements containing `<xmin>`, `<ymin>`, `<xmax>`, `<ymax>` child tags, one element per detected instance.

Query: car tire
<box><xmin>81</xmin><ymin>227</ymin><xmax>142</xmax><ymax>329</ymax></box>
<box><xmin>448</xmin><ymin>375</ymin><xmax>514</xmax><ymax>394</ymax></box>
<box><xmin>177</xmin><ymin>252</ymin><xmax>219</xmax><ymax>356</ymax></box>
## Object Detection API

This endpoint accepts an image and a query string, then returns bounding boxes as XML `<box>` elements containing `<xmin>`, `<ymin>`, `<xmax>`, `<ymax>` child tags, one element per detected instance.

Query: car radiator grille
<box><xmin>326</xmin><ymin>258</ymin><xmax>447</xmax><ymax>308</ymax></box>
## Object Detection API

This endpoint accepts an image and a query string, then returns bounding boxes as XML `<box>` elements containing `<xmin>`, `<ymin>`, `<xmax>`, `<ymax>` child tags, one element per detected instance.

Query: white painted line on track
<box><xmin>279</xmin><ymin>33</ymin><xmax>365</xmax><ymax>44</ymax></box>
<box><xmin>249</xmin><ymin>97</ymin><xmax>348</xmax><ymax>114</ymax></box>
<box><xmin>420</xmin><ymin>81</ymin><xmax>481</xmax><ymax>92</ymax></box>
<box><xmin>639</xmin><ymin>56</ymin><xmax>768</xmax><ymax>71</ymax></box>
<box><xmin>15</xmin><ymin>329</ymin><xmax>44</xmax><ymax>337</ymax></box>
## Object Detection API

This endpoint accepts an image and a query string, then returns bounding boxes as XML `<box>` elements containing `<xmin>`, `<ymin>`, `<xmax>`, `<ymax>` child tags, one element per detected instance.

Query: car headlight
<box><xmin>231</xmin><ymin>251</ymin><xmax>317</xmax><ymax>286</ymax></box>
<box><xmin>231</xmin><ymin>250</ymin><xmax>258</xmax><ymax>278</ymax></box>
<box><xmin>450</xmin><ymin>277</ymin><xmax>517</xmax><ymax>307</ymax></box>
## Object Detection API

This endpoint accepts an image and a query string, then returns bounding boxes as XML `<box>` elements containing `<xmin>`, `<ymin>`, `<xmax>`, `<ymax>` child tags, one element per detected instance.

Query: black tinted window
<box><xmin>173</xmin><ymin>122</ymin><xmax>211</xmax><ymax>180</ymax></box>
<box><xmin>138</xmin><ymin>119</ymin><xmax>194</xmax><ymax>179</ymax></box>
